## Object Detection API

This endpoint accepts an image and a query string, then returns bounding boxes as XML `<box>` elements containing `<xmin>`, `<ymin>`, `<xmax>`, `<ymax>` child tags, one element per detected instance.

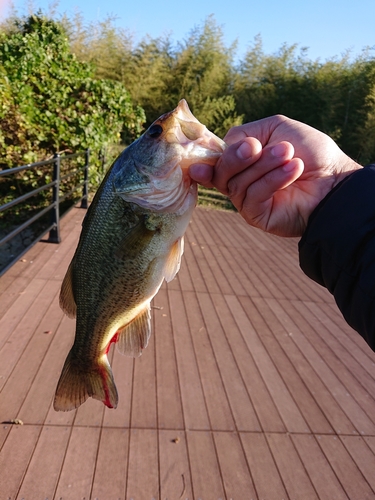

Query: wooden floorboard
<box><xmin>1</xmin><ymin>205</ymin><xmax>375</xmax><ymax>499</ymax></box>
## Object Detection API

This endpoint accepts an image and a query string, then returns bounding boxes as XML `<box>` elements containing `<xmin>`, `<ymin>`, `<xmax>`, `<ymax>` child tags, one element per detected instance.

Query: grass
<box><xmin>197</xmin><ymin>186</ymin><xmax>236</xmax><ymax>211</ymax></box>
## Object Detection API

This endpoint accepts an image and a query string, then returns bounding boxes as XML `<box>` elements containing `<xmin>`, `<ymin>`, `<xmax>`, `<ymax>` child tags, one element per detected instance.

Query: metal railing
<box><xmin>0</xmin><ymin>149</ymin><xmax>90</xmax><ymax>276</ymax></box>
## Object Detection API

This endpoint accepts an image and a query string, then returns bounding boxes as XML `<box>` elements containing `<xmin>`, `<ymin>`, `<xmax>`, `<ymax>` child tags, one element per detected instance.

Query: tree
<box><xmin>234</xmin><ymin>36</ymin><xmax>375</xmax><ymax>161</ymax></box>
<box><xmin>66</xmin><ymin>14</ymin><xmax>243</xmax><ymax>137</ymax></box>
<box><xmin>0</xmin><ymin>13</ymin><xmax>145</xmax><ymax>168</ymax></box>
<box><xmin>167</xmin><ymin>15</ymin><xmax>242</xmax><ymax>137</ymax></box>
<box><xmin>64</xmin><ymin>12</ymin><xmax>135</xmax><ymax>83</ymax></box>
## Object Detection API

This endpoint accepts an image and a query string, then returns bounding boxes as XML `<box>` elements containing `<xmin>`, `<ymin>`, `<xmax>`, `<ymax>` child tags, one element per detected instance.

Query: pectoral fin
<box><xmin>115</xmin><ymin>216</ymin><xmax>156</xmax><ymax>260</ymax></box>
<box><xmin>59</xmin><ymin>260</ymin><xmax>77</xmax><ymax>318</ymax></box>
<box><xmin>116</xmin><ymin>304</ymin><xmax>151</xmax><ymax>357</ymax></box>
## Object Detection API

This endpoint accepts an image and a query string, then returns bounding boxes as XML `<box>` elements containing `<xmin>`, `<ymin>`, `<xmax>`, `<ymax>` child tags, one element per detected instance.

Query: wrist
<box><xmin>332</xmin><ymin>159</ymin><xmax>363</xmax><ymax>189</ymax></box>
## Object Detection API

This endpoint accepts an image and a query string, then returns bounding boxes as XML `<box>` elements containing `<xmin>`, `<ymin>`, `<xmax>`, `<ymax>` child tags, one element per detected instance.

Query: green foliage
<box><xmin>0</xmin><ymin>13</ymin><xmax>145</xmax><ymax>169</ymax></box>
<box><xmin>0</xmin><ymin>13</ymin><xmax>145</xmax><ymax>258</ymax></box>
<box><xmin>122</xmin><ymin>36</ymin><xmax>175</xmax><ymax>123</ymax></box>
<box><xmin>165</xmin><ymin>16</ymin><xmax>243</xmax><ymax>137</ymax></box>
<box><xmin>63</xmin><ymin>13</ymin><xmax>375</xmax><ymax>163</ymax></box>
<box><xmin>234</xmin><ymin>36</ymin><xmax>375</xmax><ymax>162</ymax></box>
<box><xmin>0</xmin><ymin>64</ymin><xmax>35</xmax><ymax>166</ymax></box>
<box><xmin>2</xmin><ymin>10</ymin><xmax>375</xmax><ymax>171</ymax></box>
<box><xmin>356</xmin><ymin>81</ymin><xmax>375</xmax><ymax>164</ymax></box>
<box><xmin>66</xmin><ymin>14</ymin><xmax>242</xmax><ymax>138</ymax></box>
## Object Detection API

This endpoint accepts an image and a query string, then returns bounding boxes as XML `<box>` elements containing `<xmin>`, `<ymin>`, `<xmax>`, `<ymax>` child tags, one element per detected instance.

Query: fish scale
<box><xmin>54</xmin><ymin>99</ymin><xmax>226</xmax><ymax>411</ymax></box>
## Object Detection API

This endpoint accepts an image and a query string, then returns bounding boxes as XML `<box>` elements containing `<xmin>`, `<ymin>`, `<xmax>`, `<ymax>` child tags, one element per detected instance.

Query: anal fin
<box><xmin>115</xmin><ymin>304</ymin><xmax>151</xmax><ymax>357</ymax></box>
<box><xmin>163</xmin><ymin>236</ymin><xmax>184</xmax><ymax>282</ymax></box>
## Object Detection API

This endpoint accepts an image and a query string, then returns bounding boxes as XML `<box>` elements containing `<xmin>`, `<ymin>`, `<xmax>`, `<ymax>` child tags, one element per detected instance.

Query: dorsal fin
<box><xmin>116</xmin><ymin>304</ymin><xmax>151</xmax><ymax>357</ymax></box>
<box><xmin>59</xmin><ymin>260</ymin><xmax>77</xmax><ymax>318</ymax></box>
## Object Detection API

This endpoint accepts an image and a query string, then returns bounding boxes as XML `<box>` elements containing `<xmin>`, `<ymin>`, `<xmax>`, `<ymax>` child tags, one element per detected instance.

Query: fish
<box><xmin>54</xmin><ymin>99</ymin><xmax>226</xmax><ymax>411</ymax></box>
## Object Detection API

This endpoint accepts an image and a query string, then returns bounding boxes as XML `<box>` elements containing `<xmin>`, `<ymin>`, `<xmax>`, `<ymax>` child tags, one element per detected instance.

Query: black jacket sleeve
<box><xmin>299</xmin><ymin>165</ymin><xmax>375</xmax><ymax>351</ymax></box>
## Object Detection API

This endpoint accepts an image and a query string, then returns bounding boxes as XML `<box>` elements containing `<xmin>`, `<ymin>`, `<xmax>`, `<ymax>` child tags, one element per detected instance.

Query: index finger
<box><xmin>224</xmin><ymin>115</ymin><xmax>289</xmax><ymax>147</ymax></box>
<box><xmin>211</xmin><ymin>137</ymin><xmax>262</xmax><ymax>195</ymax></box>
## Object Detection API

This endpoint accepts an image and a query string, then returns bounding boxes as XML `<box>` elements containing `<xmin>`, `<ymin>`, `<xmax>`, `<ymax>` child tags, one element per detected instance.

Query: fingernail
<box><xmin>283</xmin><ymin>161</ymin><xmax>296</xmax><ymax>173</ymax></box>
<box><xmin>271</xmin><ymin>143</ymin><xmax>288</xmax><ymax>158</ymax></box>
<box><xmin>236</xmin><ymin>141</ymin><xmax>253</xmax><ymax>160</ymax></box>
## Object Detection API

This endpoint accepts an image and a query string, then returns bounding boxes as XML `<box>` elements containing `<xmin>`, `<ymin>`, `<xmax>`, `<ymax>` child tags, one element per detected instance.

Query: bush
<box><xmin>0</xmin><ymin>14</ymin><xmax>145</xmax><ymax>169</ymax></box>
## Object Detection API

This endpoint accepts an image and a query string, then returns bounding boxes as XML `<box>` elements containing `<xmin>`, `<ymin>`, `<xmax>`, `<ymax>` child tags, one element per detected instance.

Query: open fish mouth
<box><xmin>115</xmin><ymin>100</ymin><xmax>226</xmax><ymax>212</ymax></box>
<box><xmin>164</xmin><ymin>99</ymin><xmax>226</xmax><ymax>165</ymax></box>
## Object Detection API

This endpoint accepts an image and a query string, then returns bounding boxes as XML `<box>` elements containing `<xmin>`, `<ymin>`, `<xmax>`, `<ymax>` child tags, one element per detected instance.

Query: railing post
<box><xmin>100</xmin><ymin>148</ymin><xmax>106</xmax><ymax>174</ymax></box>
<box><xmin>48</xmin><ymin>153</ymin><xmax>61</xmax><ymax>243</ymax></box>
<box><xmin>80</xmin><ymin>148</ymin><xmax>90</xmax><ymax>209</ymax></box>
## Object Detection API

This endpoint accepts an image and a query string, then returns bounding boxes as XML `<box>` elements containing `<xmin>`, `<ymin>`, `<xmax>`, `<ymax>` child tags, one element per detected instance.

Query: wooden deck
<box><xmin>1</xmin><ymin>205</ymin><xmax>375</xmax><ymax>499</ymax></box>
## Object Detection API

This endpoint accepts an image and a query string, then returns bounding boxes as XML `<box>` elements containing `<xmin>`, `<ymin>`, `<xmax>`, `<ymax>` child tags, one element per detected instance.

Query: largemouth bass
<box><xmin>54</xmin><ymin>99</ymin><xmax>226</xmax><ymax>411</ymax></box>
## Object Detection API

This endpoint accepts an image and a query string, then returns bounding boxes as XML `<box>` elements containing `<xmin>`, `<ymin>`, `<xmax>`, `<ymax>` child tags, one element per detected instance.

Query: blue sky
<box><xmin>1</xmin><ymin>0</ymin><xmax>375</xmax><ymax>62</ymax></box>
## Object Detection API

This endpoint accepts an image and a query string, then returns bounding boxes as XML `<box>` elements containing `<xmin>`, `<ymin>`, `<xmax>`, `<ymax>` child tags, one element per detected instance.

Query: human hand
<box><xmin>190</xmin><ymin>115</ymin><xmax>362</xmax><ymax>237</ymax></box>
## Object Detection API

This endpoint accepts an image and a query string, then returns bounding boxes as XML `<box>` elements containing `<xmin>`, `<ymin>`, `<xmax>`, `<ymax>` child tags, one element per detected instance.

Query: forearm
<box><xmin>299</xmin><ymin>165</ymin><xmax>375</xmax><ymax>350</ymax></box>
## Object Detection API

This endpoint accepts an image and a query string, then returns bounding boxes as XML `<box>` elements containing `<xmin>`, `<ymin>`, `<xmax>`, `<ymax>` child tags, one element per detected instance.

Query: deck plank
<box><xmin>320</xmin><ymin>301</ymin><xmax>375</xmax><ymax>374</ymax></box>
<box><xmin>188</xmin><ymin>222</ymin><xmax>222</xmax><ymax>295</ymax></box>
<box><xmin>197</xmin><ymin>291</ymin><xmax>261</xmax><ymax>432</ymax></box>
<box><xmin>154</xmin><ymin>288</ymin><xmax>184</xmax><ymax>430</ymax></box>
<box><xmin>240</xmin><ymin>432</ymin><xmax>288</xmax><ymax>500</ymax></box>
<box><xmin>19</xmin><ymin>314</ymin><xmax>74</xmax><ymax>425</ymax></box>
<box><xmin>183</xmin><ymin>232</ymin><xmax>208</xmax><ymax>294</ymax></box>
<box><xmin>91</xmin><ymin>428</ymin><xmax>129</xmax><ymax>500</ymax></box>
<box><xmin>274</xmin><ymin>298</ymin><xmax>361</xmax><ymax>435</ymax></box>
<box><xmin>0</xmin><ymin>277</ymin><xmax>46</xmax><ymax>351</ymax></box>
<box><xmin>16</xmin><ymin>426</ymin><xmax>71</xmax><ymax>500</ymax></box>
<box><xmin>186</xmin><ymin>430</ymin><xmax>226</xmax><ymax>499</ymax></box>
<box><xmin>1</xmin><ymin>205</ymin><xmax>375</xmax><ymax>499</ymax></box>
<box><xmin>293</xmin><ymin>300</ymin><xmax>375</xmax><ymax>435</ymax></box>
<box><xmin>339</xmin><ymin>435</ymin><xmax>375</xmax><ymax>494</ymax></box>
<box><xmin>7</xmin><ymin>207</ymin><xmax>82</xmax><ymax>281</ymax></box>
<box><xmin>305</xmin><ymin>301</ymin><xmax>375</xmax><ymax>398</ymax></box>
<box><xmin>183</xmin><ymin>290</ymin><xmax>236</xmax><ymax>431</ymax></box>
<box><xmin>0</xmin><ymin>279</ymin><xmax>60</xmax><ymax>394</ymax></box>
<box><xmin>159</xmin><ymin>429</ymin><xmax>193</xmax><ymax>499</ymax></box>
<box><xmin>250</xmin><ymin>296</ymin><xmax>335</xmax><ymax>434</ymax></box>
<box><xmin>225</xmin><ymin>294</ymin><xmax>310</xmax><ymax>433</ymax></box>
<box><xmin>167</xmin><ymin>289</ymin><xmax>210</xmax><ymax>430</ymax></box>
<box><xmin>211</xmin><ymin>293</ymin><xmax>286</xmax><ymax>432</ymax></box>
<box><xmin>126</xmin><ymin>429</ymin><xmax>159</xmax><ymax>499</ymax></box>
<box><xmin>291</xmin><ymin>434</ymin><xmax>348</xmax><ymax>499</ymax></box>
<box><xmin>266</xmin><ymin>432</ymin><xmax>319</xmax><ymax>499</ymax></box>
<box><xmin>0</xmin><ymin>425</ymin><xmax>41</xmax><ymax>499</ymax></box>
<box><xmin>317</xmin><ymin>434</ymin><xmax>374</xmax><ymax>499</ymax></box>
<box><xmin>0</xmin><ymin>276</ymin><xmax>29</xmax><ymax>317</ymax></box>
<box><xmin>214</xmin><ymin>431</ymin><xmax>258</xmax><ymax>499</ymax></box>
<box><xmin>130</xmin><ymin>334</ymin><xmax>157</xmax><ymax>429</ymax></box>
<box><xmin>189</xmin><ymin>214</ymin><xmax>233</xmax><ymax>295</ymax></box>
<box><xmin>265</xmin><ymin>298</ymin><xmax>336</xmax><ymax>434</ymax></box>
<box><xmin>54</xmin><ymin>426</ymin><xmax>100</xmax><ymax>500</ymax></box>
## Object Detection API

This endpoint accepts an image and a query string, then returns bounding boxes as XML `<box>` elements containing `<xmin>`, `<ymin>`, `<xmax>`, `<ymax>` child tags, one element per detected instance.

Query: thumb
<box><xmin>189</xmin><ymin>163</ymin><xmax>214</xmax><ymax>188</ymax></box>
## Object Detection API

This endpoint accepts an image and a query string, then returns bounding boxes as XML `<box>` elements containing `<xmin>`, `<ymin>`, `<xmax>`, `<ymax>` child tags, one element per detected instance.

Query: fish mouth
<box><xmin>164</xmin><ymin>99</ymin><xmax>227</xmax><ymax>168</ymax></box>
<box><xmin>114</xmin><ymin>100</ymin><xmax>225</xmax><ymax>213</ymax></box>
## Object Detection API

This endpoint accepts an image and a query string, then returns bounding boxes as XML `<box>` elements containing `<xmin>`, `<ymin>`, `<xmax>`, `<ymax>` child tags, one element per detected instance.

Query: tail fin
<box><xmin>53</xmin><ymin>349</ymin><xmax>118</xmax><ymax>411</ymax></box>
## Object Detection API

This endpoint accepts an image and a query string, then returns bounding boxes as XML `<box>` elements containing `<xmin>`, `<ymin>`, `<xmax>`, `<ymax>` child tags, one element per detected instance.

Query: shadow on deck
<box><xmin>1</xmin><ymin>205</ymin><xmax>375</xmax><ymax>499</ymax></box>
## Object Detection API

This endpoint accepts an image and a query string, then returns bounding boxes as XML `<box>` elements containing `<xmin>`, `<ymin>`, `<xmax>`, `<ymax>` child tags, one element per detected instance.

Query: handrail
<box><xmin>0</xmin><ymin>149</ymin><xmax>91</xmax><ymax>276</ymax></box>
<box><xmin>0</xmin><ymin>157</ymin><xmax>56</xmax><ymax>177</ymax></box>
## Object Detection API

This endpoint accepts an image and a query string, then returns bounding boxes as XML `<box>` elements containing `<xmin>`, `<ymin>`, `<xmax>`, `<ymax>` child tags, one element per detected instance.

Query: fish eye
<box><xmin>148</xmin><ymin>124</ymin><xmax>163</xmax><ymax>139</ymax></box>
